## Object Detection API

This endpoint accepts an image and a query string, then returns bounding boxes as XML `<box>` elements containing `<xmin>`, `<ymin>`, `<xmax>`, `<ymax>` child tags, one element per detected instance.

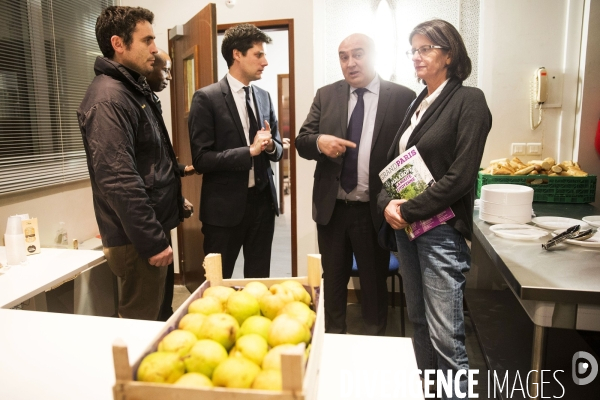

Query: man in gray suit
<box><xmin>188</xmin><ymin>24</ymin><xmax>283</xmax><ymax>279</ymax></box>
<box><xmin>296</xmin><ymin>33</ymin><xmax>415</xmax><ymax>335</ymax></box>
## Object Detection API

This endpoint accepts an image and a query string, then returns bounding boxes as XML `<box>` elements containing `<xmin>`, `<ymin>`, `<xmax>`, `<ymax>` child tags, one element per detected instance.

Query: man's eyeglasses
<box><xmin>406</xmin><ymin>45</ymin><xmax>446</xmax><ymax>59</ymax></box>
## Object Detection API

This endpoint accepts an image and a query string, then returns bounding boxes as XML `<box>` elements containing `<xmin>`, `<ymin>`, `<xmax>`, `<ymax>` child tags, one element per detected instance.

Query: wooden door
<box><xmin>277</xmin><ymin>74</ymin><xmax>290</xmax><ymax>214</ymax></box>
<box><xmin>169</xmin><ymin>4</ymin><xmax>217</xmax><ymax>293</ymax></box>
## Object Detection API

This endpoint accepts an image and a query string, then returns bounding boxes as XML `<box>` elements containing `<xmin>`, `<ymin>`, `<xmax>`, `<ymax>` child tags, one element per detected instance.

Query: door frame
<box><xmin>217</xmin><ymin>19</ymin><xmax>298</xmax><ymax>277</ymax></box>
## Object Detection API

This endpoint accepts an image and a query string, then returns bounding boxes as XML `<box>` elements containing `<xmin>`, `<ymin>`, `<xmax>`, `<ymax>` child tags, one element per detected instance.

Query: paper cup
<box><xmin>5</xmin><ymin>216</ymin><xmax>23</xmax><ymax>235</ymax></box>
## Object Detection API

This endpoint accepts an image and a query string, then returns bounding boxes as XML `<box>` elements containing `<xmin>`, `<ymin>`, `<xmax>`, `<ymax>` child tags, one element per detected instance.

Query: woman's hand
<box><xmin>384</xmin><ymin>199</ymin><xmax>409</xmax><ymax>230</ymax></box>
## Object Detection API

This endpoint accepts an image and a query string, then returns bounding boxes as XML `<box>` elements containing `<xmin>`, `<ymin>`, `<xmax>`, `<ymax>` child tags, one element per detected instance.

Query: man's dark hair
<box><xmin>95</xmin><ymin>6</ymin><xmax>154</xmax><ymax>59</ymax></box>
<box><xmin>221</xmin><ymin>24</ymin><xmax>272</xmax><ymax>68</ymax></box>
<box><xmin>409</xmin><ymin>19</ymin><xmax>472</xmax><ymax>84</ymax></box>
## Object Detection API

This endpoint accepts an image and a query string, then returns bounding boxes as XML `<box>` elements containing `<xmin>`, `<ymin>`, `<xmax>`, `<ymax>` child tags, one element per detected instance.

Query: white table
<box><xmin>0</xmin><ymin>310</ymin><xmax>423</xmax><ymax>400</ymax></box>
<box><xmin>0</xmin><ymin>247</ymin><xmax>105</xmax><ymax>309</ymax></box>
<box><xmin>0</xmin><ymin>309</ymin><xmax>163</xmax><ymax>400</ymax></box>
<box><xmin>317</xmin><ymin>334</ymin><xmax>424</xmax><ymax>400</ymax></box>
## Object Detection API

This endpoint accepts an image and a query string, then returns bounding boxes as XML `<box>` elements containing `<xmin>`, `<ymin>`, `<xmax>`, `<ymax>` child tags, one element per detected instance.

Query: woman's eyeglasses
<box><xmin>406</xmin><ymin>45</ymin><xmax>446</xmax><ymax>59</ymax></box>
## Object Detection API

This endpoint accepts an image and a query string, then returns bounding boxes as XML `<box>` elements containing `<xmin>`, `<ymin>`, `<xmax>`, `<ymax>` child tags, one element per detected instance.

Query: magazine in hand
<box><xmin>379</xmin><ymin>146</ymin><xmax>455</xmax><ymax>240</ymax></box>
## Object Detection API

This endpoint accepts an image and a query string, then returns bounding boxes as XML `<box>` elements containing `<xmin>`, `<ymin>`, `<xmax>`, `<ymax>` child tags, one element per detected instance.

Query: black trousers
<box><xmin>202</xmin><ymin>187</ymin><xmax>275</xmax><ymax>279</ymax></box>
<box><xmin>158</xmin><ymin>236</ymin><xmax>174</xmax><ymax>322</ymax></box>
<box><xmin>317</xmin><ymin>200</ymin><xmax>389</xmax><ymax>335</ymax></box>
<box><xmin>158</xmin><ymin>263</ymin><xmax>174</xmax><ymax>321</ymax></box>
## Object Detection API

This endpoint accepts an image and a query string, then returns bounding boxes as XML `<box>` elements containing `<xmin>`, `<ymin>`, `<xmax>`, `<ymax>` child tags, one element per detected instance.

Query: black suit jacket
<box><xmin>296</xmin><ymin>78</ymin><xmax>415</xmax><ymax>231</ymax></box>
<box><xmin>188</xmin><ymin>76</ymin><xmax>283</xmax><ymax>227</ymax></box>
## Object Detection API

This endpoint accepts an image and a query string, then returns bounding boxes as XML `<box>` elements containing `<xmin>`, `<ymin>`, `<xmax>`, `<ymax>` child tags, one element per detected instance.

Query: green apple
<box><xmin>188</xmin><ymin>296</ymin><xmax>222</xmax><ymax>315</ymax></box>
<box><xmin>281</xmin><ymin>280</ymin><xmax>312</xmax><ymax>305</ymax></box>
<box><xmin>157</xmin><ymin>329</ymin><xmax>197</xmax><ymax>357</ymax></box>
<box><xmin>178</xmin><ymin>313</ymin><xmax>206</xmax><ymax>338</ymax></box>
<box><xmin>203</xmin><ymin>285</ymin><xmax>235</xmax><ymax>306</ymax></box>
<box><xmin>174</xmin><ymin>372</ymin><xmax>214</xmax><ymax>388</ymax></box>
<box><xmin>226</xmin><ymin>290</ymin><xmax>260</xmax><ymax>325</ymax></box>
<box><xmin>184</xmin><ymin>339</ymin><xmax>228</xmax><ymax>378</ymax></box>
<box><xmin>267</xmin><ymin>314</ymin><xmax>311</xmax><ymax>347</ymax></box>
<box><xmin>259</xmin><ymin>284</ymin><xmax>295</xmax><ymax>320</ymax></box>
<box><xmin>277</xmin><ymin>301</ymin><xmax>316</xmax><ymax>330</ymax></box>
<box><xmin>212</xmin><ymin>357</ymin><xmax>261</xmax><ymax>388</ymax></box>
<box><xmin>198</xmin><ymin>313</ymin><xmax>240</xmax><ymax>350</ymax></box>
<box><xmin>239</xmin><ymin>315</ymin><xmax>272</xmax><ymax>340</ymax></box>
<box><xmin>252</xmin><ymin>369</ymin><xmax>282</xmax><ymax>391</ymax></box>
<box><xmin>261</xmin><ymin>344</ymin><xmax>296</xmax><ymax>370</ymax></box>
<box><xmin>242</xmin><ymin>281</ymin><xmax>269</xmax><ymax>300</ymax></box>
<box><xmin>231</xmin><ymin>333</ymin><xmax>268</xmax><ymax>366</ymax></box>
<box><xmin>137</xmin><ymin>351</ymin><xmax>185</xmax><ymax>383</ymax></box>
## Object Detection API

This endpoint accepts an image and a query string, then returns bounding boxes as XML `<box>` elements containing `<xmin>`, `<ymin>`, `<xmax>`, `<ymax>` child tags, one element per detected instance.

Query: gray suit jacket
<box><xmin>296</xmin><ymin>78</ymin><xmax>415</xmax><ymax>230</ymax></box>
<box><xmin>188</xmin><ymin>77</ymin><xmax>283</xmax><ymax>227</ymax></box>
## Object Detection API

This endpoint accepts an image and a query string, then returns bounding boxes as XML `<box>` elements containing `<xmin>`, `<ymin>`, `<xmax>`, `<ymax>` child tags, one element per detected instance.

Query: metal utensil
<box><xmin>571</xmin><ymin>229</ymin><xmax>595</xmax><ymax>241</ymax></box>
<box><xmin>542</xmin><ymin>225</ymin><xmax>580</xmax><ymax>250</ymax></box>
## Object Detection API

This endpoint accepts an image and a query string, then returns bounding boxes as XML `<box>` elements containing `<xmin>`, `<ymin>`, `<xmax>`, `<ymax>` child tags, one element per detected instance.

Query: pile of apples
<box><xmin>136</xmin><ymin>280</ymin><xmax>315</xmax><ymax>391</ymax></box>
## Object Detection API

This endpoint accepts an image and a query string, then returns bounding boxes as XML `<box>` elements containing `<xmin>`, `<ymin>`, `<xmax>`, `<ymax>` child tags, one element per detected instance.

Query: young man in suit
<box><xmin>188</xmin><ymin>24</ymin><xmax>283</xmax><ymax>279</ymax></box>
<box><xmin>296</xmin><ymin>33</ymin><xmax>416</xmax><ymax>335</ymax></box>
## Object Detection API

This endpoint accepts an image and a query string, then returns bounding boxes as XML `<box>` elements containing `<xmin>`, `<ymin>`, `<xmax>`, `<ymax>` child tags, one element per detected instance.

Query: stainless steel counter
<box><xmin>472</xmin><ymin>202</ymin><xmax>600</xmax><ymax>398</ymax></box>
<box><xmin>473</xmin><ymin>203</ymin><xmax>600</xmax><ymax>305</ymax></box>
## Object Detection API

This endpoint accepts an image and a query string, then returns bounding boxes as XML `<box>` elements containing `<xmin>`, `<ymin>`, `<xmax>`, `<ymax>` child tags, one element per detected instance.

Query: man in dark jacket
<box><xmin>77</xmin><ymin>6</ymin><xmax>184</xmax><ymax>320</ymax></box>
<box><xmin>146</xmin><ymin>48</ymin><xmax>195</xmax><ymax>321</ymax></box>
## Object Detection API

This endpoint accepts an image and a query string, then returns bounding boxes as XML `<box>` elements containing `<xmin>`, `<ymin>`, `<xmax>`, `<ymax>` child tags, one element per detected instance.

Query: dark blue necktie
<box><xmin>244</xmin><ymin>86</ymin><xmax>267</xmax><ymax>190</ymax></box>
<box><xmin>340</xmin><ymin>87</ymin><xmax>367</xmax><ymax>193</ymax></box>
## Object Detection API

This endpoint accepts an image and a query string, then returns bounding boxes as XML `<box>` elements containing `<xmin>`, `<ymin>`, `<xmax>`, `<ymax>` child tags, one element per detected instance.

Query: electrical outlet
<box><xmin>527</xmin><ymin>143</ymin><xmax>542</xmax><ymax>156</ymax></box>
<box><xmin>511</xmin><ymin>143</ymin><xmax>526</xmax><ymax>156</ymax></box>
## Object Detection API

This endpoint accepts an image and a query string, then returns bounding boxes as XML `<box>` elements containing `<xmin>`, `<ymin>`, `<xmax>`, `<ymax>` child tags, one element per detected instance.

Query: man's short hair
<box><xmin>95</xmin><ymin>6</ymin><xmax>154</xmax><ymax>59</ymax></box>
<box><xmin>221</xmin><ymin>24</ymin><xmax>272</xmax><ymax>68</ymax></box>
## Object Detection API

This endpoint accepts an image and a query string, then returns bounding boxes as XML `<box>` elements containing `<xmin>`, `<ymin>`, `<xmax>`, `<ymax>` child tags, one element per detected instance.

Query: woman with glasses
<box><xmin>378</xmin><ymin>19</ymin><xmax>492</xmax><ymax>399</ymax></box>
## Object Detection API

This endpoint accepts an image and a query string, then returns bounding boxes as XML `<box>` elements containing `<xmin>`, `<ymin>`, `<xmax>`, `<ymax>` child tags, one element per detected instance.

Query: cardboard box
<box><xmin>113</xmin><ymin>254</ymin><xmax>324</xmax><ymax>400</ymax></box>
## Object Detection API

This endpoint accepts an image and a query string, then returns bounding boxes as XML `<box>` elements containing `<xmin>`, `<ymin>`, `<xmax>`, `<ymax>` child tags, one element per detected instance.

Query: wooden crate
<box><xmin>113</xmin><ymin>254</ymin><xmax>324</xmax><ymax>400</ymax></box>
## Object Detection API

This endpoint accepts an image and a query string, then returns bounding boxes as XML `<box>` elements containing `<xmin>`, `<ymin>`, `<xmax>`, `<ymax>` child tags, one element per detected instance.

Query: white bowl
<box><xmin>480</xmin><ymin>184</ymin><xmax>534</xmax><ymax>205</ymax></box>
<box><xmin>479</xmin><ymin>201</ymin><xmax>532</xmax><ymax>218</ymax></box>
<box><xmin>479</xmin><ymin>210</ymin><xmax>532</xmax><ymax>224</ymax></box>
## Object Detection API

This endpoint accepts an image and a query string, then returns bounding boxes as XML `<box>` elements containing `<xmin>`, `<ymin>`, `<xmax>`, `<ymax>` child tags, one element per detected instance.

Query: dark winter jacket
<box><xmin>77</xmin><ymin>57</ymin><xmax>183</xmax><ymax>258</ymax></box>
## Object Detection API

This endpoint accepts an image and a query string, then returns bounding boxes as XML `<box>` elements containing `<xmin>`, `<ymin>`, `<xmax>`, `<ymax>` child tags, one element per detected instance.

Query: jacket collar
<box><xmin>94</xmin><ymin>56</ymin><xmax>152</xmax><ymax>97</ymax></box>
<box><xmin>220</xmin><ymin>76</ymin><xmax>247</xmax><ymax>145</ymax></box>
<box><xmin>387</xmin><ymin>78</ymin><xmax>462</xmax><ymax>160</ymax></box>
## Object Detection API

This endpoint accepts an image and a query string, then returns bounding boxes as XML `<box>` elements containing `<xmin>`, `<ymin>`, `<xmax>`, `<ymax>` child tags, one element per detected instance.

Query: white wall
<box><xmin>479</xmin><ymin>0</ymin><xmax>583</xmax><ymax>166</ymax></box>
<box><xmin>121</xmin><ymin>0</ymin><xmax>317</xmax><ymax>274</ymax></box>
<box><xmin>0</xmin><ymin>181</ymin><xmax>98</xmax><ymax>248</ymax></box>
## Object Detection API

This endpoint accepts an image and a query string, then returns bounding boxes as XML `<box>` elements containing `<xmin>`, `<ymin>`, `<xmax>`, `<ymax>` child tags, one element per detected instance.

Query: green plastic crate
<box><xmin>476</xmin><ymin>172</ymin><xmax>597</xmax><ymax>203</ymax></box>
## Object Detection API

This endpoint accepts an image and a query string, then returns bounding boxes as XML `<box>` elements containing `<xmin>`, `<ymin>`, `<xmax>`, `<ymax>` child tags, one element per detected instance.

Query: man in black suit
<box><xmin>188</xmin><ymin>24</ymin><xmax>283</xmax><ymax>279</ymax></box>
<box><xmin>296</xmin><ymin>33</ymin><xmax>415</xmax><ymax>335</ymax></box>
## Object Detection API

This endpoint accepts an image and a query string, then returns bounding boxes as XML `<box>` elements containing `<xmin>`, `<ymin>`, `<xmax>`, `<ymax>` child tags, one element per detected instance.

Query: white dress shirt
<box><xmin>227</xmin><ymin>73</ymin><xmax>258</xmax><ymax>187</ymax></box>
<box><xmin>337</xmin><ymin>75</ymin><xmax>380</xmax><ymax>202</ymax></box>
<box><xmin>399</xmin><ymin>78</ymin><xmax>449</xmax><ymax>153</ymax></box>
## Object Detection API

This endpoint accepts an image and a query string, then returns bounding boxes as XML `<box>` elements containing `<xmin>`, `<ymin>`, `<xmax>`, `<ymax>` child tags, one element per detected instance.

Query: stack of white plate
<box><xmin>479</xmin><ymin>184</ymin><xmax>534</xmax><ymax>224</ymax></box>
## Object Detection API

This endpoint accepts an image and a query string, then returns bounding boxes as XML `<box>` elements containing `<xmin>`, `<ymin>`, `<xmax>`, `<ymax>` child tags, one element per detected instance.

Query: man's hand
<box><xmin>316</xmin><ymin>134</ymin><xmax>357</xmax><ymax>158</ymax></box>
<box><xmin>261</xmin><ymin>121</ymin><xmax>275</xmax><ymax>152</ymax></box>
<box><xmin>384</xmin><ymin>199</ymin><xmax>409</xmax><ymax>230</ymax></box>
<box><xmin>183</xmin><ymin>198</ymin><xmax>194</xmax><ymax>218</ymax></box>
<box><xmin>183</xmin><ymin>165</ymin><xmax>198</xmax><ymax>176</ymax></box>
<box><xmin>148</xmin><ymin>245</ymin><xmax>173</xmax><ymax>267</ymax></box>
<box><xmin>250</xmin><ymin>129</ymin><xmax>272</xmax><ymax>156</ymax></box>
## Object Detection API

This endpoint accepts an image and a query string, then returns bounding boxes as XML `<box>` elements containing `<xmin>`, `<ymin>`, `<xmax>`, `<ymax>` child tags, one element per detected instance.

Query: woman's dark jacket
<box><xmin>377</xmin><ymin>78</ymin><xmax>492</xmax><ymax>242</ymax></box>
